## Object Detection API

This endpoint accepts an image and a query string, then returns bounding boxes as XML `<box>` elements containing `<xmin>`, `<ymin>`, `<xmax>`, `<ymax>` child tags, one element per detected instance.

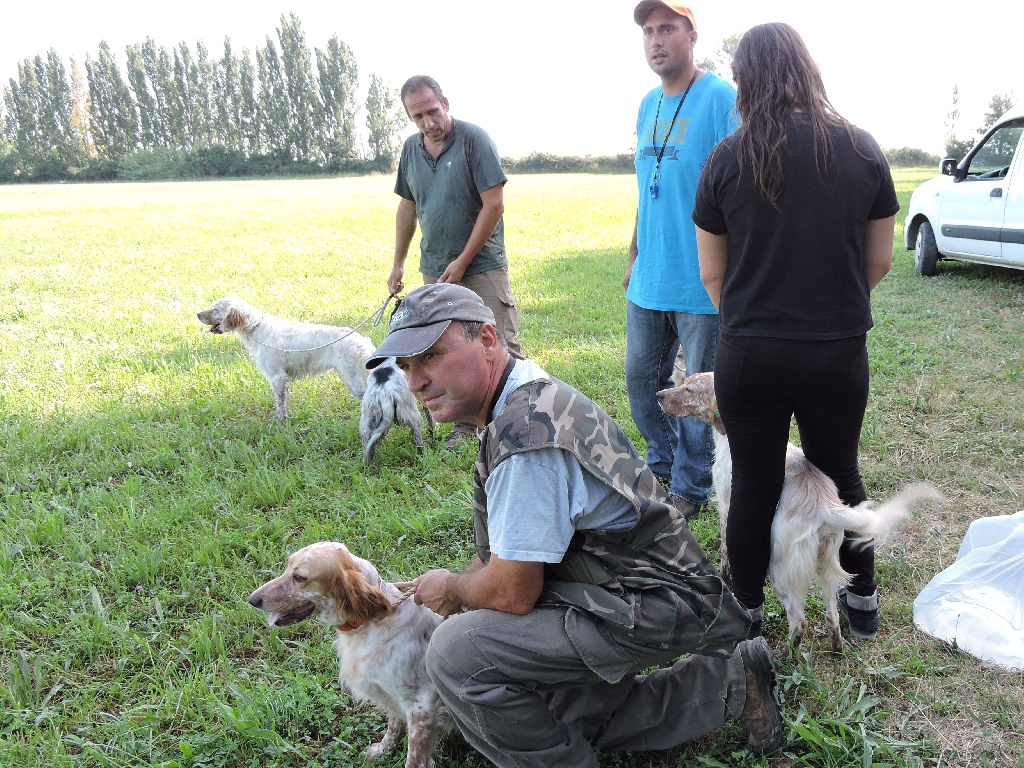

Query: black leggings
<box><xmin>714</xmin><ymin>333</ymin><xmax>876</xmax><ymax>610</ymax></box>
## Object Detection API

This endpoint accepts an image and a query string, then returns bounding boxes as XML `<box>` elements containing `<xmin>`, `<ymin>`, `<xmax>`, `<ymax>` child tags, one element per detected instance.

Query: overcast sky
<box><xmin>3</xmin><ymin>1</ymin><xmax>1021</xmax><ymax>159</ymax></box>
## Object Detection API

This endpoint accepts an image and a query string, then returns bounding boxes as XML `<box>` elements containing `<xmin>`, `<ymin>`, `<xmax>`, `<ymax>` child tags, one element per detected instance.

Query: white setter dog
<box><xmin>360</xmin><ymin>358</ymin><xmax>432</xmax><ymax>464</ymax></box>
<box><xmin>658</xmin><ymin>372</ymin><xmax>943</xmax><ymax>652</ymax></box>
<box><xmin>197</xmin><ymin>296</ymin><xmax>426</xmax><ymax>462</ymax></box>
<box><xmin>197</xmin><ymin>296</ymin><xmax>374</xmax><ymax>421</ymax></box>
<box><xmin>248</xmin><ymin>542</ymin><xmax>449</xmax><ymax>768</ymax></box>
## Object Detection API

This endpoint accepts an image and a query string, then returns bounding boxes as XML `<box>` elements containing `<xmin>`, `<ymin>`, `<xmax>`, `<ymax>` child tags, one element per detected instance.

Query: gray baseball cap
<box><xmin>365</xmin><ymin>283</ymin><xmax>496</xmax><ymax>369</ymax></box>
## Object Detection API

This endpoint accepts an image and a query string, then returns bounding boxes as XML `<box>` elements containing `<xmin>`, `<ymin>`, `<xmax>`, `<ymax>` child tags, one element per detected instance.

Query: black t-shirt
<box><xmin>693</xmin><ymin>116</ymin><xmax>899</xmax><ymax>340</ymax></box>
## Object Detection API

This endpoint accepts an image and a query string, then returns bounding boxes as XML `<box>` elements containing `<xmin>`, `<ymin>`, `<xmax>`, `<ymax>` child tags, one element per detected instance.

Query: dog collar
<box><xmin>335</xmin><ymin>618</ymin><xmax>368</xmax><ymax>632</ymax></box>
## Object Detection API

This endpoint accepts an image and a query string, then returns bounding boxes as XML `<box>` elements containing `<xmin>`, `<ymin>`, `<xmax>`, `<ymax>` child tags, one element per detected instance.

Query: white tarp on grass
<box><xmin>913</xmin><ymin>510</ymin><xmax>1024</xmax><ymax>671</ymax></box>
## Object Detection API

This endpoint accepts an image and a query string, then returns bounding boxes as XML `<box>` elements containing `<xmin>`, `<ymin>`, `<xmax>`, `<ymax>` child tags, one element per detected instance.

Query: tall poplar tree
<box><xmin>365</xmin><ymin>73</ymin><xmax>404</xmax><ymax>168</ymax></box>
<box><xmin>190</xmin><ymin>41</ymin><xmax>216</xmax><ymax>147</ymax></box>
<box><xmin>7</xmin><ymin>58</ymin><xmax>46</xmax><ymax>159</ymax></box>
<box><xmin>276</xmin><ymin>13</ymin><xmax>322</xmax><ymax>164</ymax></box>
<box><xmin>215</xmin><ymin>38</ymin><xmax>243</xmax><ymax>151</ymax></box>
<box><xmin>256</xmin><ymin>37</ymin><xmax>288</xmax><ymax>158</ymax></box>
<box><xmin>317</xmin><ymin>35</ymin><xmax>359</xmax><ymax>166</ymax></box>
<box><xmin>0</xmin><ymin>98</ymin><xmax>13</xmax><ymax>177</ymax></box>
<box><xmin>70</xmin><ymin>57</ymin><xmax>96</xmax><ymax>158</ymax></box>
<box><xmin>126</xmin><ymin>43</ymin><xmax>161</xmax><ymax>149</ymax></box>
<box><xmin>139</xmin><ymin>40</ymin><xmax>174</xmax><ymax>148</ymax></box>
<box><xmin>42</xmin><ymin>50</ymin><xmax>85</xmax><ymax>168</ymax></box>
<box><xmin>171</xmin><ymin>43</ymin><xmax>202</xmax><ymax>148</ymax></box>
<box><xmin>86</xmin><ymin>41</ymin><xmax>139</xmax><ymax>159</ymax></box>
<box><xmin>168</xmin><ymin>46</ymin><xmax>191</xmax><ymax>149</ymax></box>
<box><xmin>237</xmin><ymin>49</ymin><xmax>260</xmax><ymax>156</ymax></box>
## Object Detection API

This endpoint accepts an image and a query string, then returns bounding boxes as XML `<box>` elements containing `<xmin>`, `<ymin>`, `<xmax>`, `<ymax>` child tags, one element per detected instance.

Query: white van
<box><xmin>905</xmin><ymin>104</ymin><xmax>1024</xmax><ymax>275</ymax></box>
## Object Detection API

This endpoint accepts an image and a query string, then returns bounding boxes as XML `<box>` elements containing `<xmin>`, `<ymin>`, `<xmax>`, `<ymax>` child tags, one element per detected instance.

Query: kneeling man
<box><xmin>365</xmin><ymin>283</ymin><xmax>784</xmax><ymax>767</ymax></box>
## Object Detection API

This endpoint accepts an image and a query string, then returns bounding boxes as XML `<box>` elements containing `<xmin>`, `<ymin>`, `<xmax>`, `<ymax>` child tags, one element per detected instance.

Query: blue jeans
<box><xmin>625</xmin><ymin>301</ymin><xmax>718</xmax><ymax>504</ymax></box>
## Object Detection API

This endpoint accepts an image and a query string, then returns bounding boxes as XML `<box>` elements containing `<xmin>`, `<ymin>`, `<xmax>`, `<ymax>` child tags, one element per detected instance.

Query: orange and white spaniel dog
<box><xmin>248</xmin><ymin>542</ymin><xmax>448</xmax><ymax>767</ymax></box>
<box><xmin>658</xmin><ymin>372</ymin><xmax>943</xmax><ymax>652</ymax></box>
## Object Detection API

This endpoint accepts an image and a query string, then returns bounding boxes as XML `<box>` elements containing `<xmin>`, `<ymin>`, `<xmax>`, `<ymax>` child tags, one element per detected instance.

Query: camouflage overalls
<box><xmin>425</xmin><ymin>373</ymin><xmax>754</xmax><ymax>768</ymax></box>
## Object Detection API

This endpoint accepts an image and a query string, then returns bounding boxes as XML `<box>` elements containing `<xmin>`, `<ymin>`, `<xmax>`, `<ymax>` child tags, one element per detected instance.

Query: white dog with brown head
<box><xmin>197</xmin><ymin>296</ymin><xmax>373</xmax><ymax>422</ymax></box>
<box><xmin>248</xmin><ymin>542</ymin><xmax>448</xmax><ymax>767</ymax></box>
<box><xmin>658</xmin><ymin>372</ymin><xmax>943</xmax><ymax>651</ymax></box>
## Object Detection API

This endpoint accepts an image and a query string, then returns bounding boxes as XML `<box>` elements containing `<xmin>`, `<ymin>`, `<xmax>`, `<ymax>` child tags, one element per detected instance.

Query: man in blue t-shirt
<box><xmin>625</xmin><ymin>1</ymin><xmax>738</xmax><ymax>518</ymax></box>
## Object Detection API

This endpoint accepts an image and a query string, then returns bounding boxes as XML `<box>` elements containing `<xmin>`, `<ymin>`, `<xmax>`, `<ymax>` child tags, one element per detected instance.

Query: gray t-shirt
<box><xmin>483</xmin><ymin>360</ymin><xmax>637</xmax><ymax>563</ymax></box>
<box><xmin>394</xmin><ymin>118</ymin><xmax>508</xmax><ymax>277</ymax></box>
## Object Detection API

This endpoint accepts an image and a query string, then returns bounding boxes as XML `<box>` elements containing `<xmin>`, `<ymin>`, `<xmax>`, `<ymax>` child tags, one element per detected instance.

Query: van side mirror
<box><xmin>940</xmin><ymin>158</ymin><xmax>958</xmax><ymax>176</ymax></box>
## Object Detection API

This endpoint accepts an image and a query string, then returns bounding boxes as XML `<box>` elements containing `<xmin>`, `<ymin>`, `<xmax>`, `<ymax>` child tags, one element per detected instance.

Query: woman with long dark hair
<box><xmin>692</xmin><ymin>22</ymin><xmax>898</xmax><ymax>640</ymax></box>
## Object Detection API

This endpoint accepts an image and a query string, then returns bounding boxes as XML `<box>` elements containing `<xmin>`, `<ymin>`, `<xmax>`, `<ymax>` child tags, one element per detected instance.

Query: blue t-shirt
<box><xmin>629</xmin><ymin>73</ymin><xmax>738</xmax><ymax>313</ymax></box>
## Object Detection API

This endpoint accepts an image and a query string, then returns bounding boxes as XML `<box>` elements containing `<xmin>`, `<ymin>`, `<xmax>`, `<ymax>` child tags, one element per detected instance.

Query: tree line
<box><xmin>7</xmin><ymin>18</ymin><xmax>1000</xmax><ymax>184</ymax></box>
<box><xmin>0</xmin><ymin>13</ymin><xmax>407</xmax><ymax>182</ymax></box>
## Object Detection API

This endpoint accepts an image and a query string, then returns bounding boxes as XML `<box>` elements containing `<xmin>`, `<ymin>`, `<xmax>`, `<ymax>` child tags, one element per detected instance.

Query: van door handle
<box><xmin>991</xmin><ymin>188</ymin><xmax>1003</xmax><ymax>197</ymax></box>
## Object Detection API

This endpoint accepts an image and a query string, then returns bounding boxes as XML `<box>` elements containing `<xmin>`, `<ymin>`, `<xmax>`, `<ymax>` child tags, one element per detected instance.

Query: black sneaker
<box><xmin>837</xmin><ymin>588</ymin><xmax>880</xmax><ymax>640</ymax></box>
<box><xmin>738</xmin><ymin>637</ymin><xmax>784</xmax><ymax>754</ymax></box>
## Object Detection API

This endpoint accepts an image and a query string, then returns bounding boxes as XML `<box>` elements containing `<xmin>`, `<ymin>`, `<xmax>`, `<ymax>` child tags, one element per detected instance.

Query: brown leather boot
<box><xmin>739</xmin><ymin>637</ymin><xmax>785</xmax><ymax>753</ymax></box>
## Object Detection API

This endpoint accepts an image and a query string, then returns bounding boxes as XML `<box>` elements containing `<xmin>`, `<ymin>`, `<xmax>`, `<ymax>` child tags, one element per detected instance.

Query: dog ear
<box><xmin>224</xmin><ymin>306</ymin><xmax>248</xmax><ymax>330</ymax></box>
<box><xmin>329</xmin><ymin>552</ymin><xmax>393</xmax><ymax>622</ymax></box>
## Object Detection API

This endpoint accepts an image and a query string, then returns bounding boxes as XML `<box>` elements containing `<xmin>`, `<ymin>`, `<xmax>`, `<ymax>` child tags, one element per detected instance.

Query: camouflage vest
<box><xmin>474</xmin><ymin>376</ymin><xmax>749</xmax><ymax>657</ymax></box>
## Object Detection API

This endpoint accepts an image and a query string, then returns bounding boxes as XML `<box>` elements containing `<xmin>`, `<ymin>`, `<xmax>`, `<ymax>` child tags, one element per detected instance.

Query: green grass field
<box><xmin>1</xmin><ymin>171</ymin><xmax>1022</xmax><ymax>767</ymax></box>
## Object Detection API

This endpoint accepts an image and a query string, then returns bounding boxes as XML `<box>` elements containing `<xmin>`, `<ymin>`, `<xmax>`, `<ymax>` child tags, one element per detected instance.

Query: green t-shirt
<box><xmin>394</xmin><ymin>118</ymin><xmax>508</xmax><ymax>277</ymax></box>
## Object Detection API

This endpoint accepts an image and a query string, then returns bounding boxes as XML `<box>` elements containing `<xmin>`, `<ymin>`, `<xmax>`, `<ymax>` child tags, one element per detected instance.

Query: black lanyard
<box><xmin>651</xmin><ymin>70</ymin><xmax>698</xmax><ymax>185</ymax></box>
<box><xmin>487</xmin><ymin>356</ymin><xmax>517</xmax><ymax>422</ymax></box>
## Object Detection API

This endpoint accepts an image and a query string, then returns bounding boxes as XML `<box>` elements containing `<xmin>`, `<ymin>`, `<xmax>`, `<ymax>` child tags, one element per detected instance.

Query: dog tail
<box><xmin>825</xmin><ymin>482</ymin><xmax>945</xmax><ymax>548</ymax></box>
<box><xmin>360</xmin><ymin>393</ymin><xmax>396</xmax><ymax>465</ymax></box>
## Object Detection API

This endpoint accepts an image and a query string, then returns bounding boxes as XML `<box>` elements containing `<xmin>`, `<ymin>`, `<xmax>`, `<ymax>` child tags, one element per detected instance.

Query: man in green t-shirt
<box><xmin>388</xmin><ymin>75</ymin><xmax>525</xmax><ymax>449</ymax></box>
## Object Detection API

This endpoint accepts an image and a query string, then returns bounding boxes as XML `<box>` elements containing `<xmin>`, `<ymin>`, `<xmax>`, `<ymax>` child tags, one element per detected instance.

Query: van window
<box><xmin>966</xmin><ymin>119</ymin><xmax>1024</xmax><ymax>179</ymax></box>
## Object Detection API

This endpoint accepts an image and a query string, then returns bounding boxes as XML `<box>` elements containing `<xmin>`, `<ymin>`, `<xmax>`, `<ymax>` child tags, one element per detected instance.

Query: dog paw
<box><xmin>828</xmin><ymin>624</ymin><xmax>844</xmax><ymax>654</ymax></box>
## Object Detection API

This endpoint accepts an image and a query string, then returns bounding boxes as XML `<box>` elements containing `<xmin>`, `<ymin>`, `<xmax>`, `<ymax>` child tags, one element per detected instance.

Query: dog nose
<box><xmin>248</xmin><ymin>593</ymin><xmax>262</xmax><ymax>608</ymax></box>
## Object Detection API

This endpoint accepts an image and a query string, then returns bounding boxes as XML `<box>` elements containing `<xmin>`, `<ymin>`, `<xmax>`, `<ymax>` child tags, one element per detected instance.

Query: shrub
<box><xmin>74</xmin><ymin>158</ymin><xmax>119</xmax><ymax>181</ymax></box>
<box><xmin>116</xmin><ymin>148</ymin><xmax>185</xmax><ymax>180</ymax></box>
<box><xmin>184</xmin><ymin>145</ymin><xmax>249</xmax><ymax>177</ymax></box>
<box><xmin>884</xmin><ymin>146</ymin><xmax>941</xmax><ymax>167</ymax></box>
<box><xmin>503</xmin><ymin>152</ymin><xmax>635</xmax><ymax>175</ymax></box>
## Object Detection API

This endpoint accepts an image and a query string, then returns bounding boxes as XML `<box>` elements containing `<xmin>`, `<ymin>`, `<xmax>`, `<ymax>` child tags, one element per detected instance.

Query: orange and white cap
<box><xmin>633</xmin><ymin>0</ymin><xmax>697</xmax><ymax>29</ymax></box>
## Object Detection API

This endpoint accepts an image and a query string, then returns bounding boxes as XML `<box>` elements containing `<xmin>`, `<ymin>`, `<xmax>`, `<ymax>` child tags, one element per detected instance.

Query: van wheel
<box><xmin>915</xmin><ymin>221</ymin><xmax>939</xmax><ymax>276</ymax></box>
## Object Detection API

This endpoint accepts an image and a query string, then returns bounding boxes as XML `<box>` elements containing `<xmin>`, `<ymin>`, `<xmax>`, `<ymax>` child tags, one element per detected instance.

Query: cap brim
<box><xmin>634</xmin><ymin>0</ymin><xmax>658</xmax><ymax>24</ymax></box>
<box><xmin>364</xmin><ymin>319</ymin><xmax>452</xmax><ymax>369</ymax></box>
